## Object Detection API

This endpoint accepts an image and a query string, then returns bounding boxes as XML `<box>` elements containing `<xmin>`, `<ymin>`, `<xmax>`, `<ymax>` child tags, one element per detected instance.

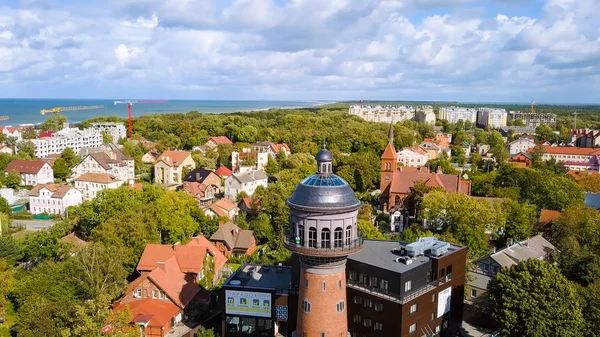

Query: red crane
<box><xmin>114</xmin><ymin>99</ymin><xmax>168</xmax><ymax>139</ymax></box>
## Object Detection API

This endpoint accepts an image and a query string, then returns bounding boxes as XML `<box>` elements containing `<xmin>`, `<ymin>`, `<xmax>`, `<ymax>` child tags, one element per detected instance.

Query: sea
<box><xmin>0</xmin><ymin>99</ymin><xmax>332</xmax><ymax>126</ymax></box>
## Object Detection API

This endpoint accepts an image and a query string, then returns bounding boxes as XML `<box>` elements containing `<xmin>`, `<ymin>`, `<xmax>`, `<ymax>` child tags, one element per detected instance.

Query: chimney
<box><xmin>196</xmin><ymin>172</ymin><xmax>201</xmax><ymax>181</ymax></box>
<box><xmin>173</xmin><ymin>242</ymin><xmax>181</xmax><ymax>250</ymax></box>
<box><xmin>156</xmin><ymin>261</ymin><xmax>166</xmax><ymax>272</ymax></box>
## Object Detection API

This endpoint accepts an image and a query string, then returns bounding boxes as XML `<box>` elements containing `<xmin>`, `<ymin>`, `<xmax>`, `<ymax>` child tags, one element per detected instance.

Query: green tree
<box><xmin>0</xmin><ymin>258</ymin><xmax>15</xmax><ymax>322</ymax></box>
<box><xmin>60</xmin><ymin>147</ymin><xmax>81</xmax><ymax>169</ymax></box>
<box><xmin>21</xmin><ymin>127</ymin><xmax>38</xmax><ymax>139</ymax></box>
<box><xmin>53</xmin><ymin>158</ymin><xmax>70</xmax><ymax>181</ymax></box>
<box><xmin>249</xmin><ymin>213</ymin><xmax>274</xmax><ymax>244</ymax></box>
<box><xmin>40</xmin><ymin>114</ymin><xmax>68</xmax><ymax>132</ymax></box>
<box><xmin>264</xmin><ymin>156</ymin><xmax>280</xmax><ymax>178</ymax></box>
<box><xmin>358</xmin><ymin>219</ymin><xmax>384</xmax><ymax>240</ymax></box>
<box><xmin>17</xmin><ymin>140</ymin><xmax>35</xmax><ymax>159</ymax></box>
<box><xmin>101</xmin><ymin>130</ymin><xmax>113</xmax><ymax>145</ymax></box>
<box><xmin>236</xmin><ymin>191</ymin><xmax>249</xmax><ymax>203</ymax></box>
<box><xmin>195</xmin><ymin>327</ymin><xmax>216</xmax><ymax>337</ymax></box>
<box><xmin>155</xmin><ymin>191</ymin><xmax>199</xmax><ymax>244</ymax></box>
<box><xmin>502</xmin><ymin>199</ymin><xmax>535</xmax><ymax>243</ymax></box>
<box><xmin>488</xmin><ymin>259</ymin><xmax>584</xmax><ymax>337</ymax></box>
<box><xmin>0</xmin><ymin>237</ymin><xmax>23</xmax><ymax>262</ymax></box>
<box><xmin>4</xmin><ymin>169</ymin><xmax>21</xmax><ymax>188</ymax></box>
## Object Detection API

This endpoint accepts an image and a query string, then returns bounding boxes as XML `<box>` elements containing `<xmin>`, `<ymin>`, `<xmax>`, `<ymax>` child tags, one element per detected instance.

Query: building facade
<box><xmin>507</xmin><ymin>111</ymin><xmax>556</xmax><ymax>128</ymax></box>
<box><xmin>570</xmin><ymin>129</ymin><xmax>600</xmax><ymax>148</ymax></box>
<box><xmin>29</xmin><ymin>183</ymin><xmax>83</xmax><ymax>215</ymax></box>
<box><xmin>154</xmin><ymin>151</ymin><xmax>195</xmax><ymax>186</ymax></box>
<box><xmin>74</xmin><ymin>173</ymin><xmax>122</xmax><ymax>201</ymax></box>
<box><xmin>224</xmin><ymin>170</ymin><xmax>268</xmax><ymax>200</ymax></box>
<box><xmin>5</xmin><ymin>160</ymin><xmax>54</xmax><ymax>186</ymax></box>
<box><xmin>438</xmin><ymin>107</ymin><xmax>477</xmax><ymax>124</ymax></box>
<box><xmin>349</xmin><ymin>105</ymin><xmax>436</xmax><ymax>125</ymax></box>
<box><xmin>231</xmin><ymin>150</ymin><xmax>269</xmax><ymax>173</ymax></box>
<box><xmin>71</xmin><ymin>149</ymin><xmax>135</xmax><ymax>184</ymax></box>
<box><xmin>31</xmin><ymin>124</ymin><xmax>103</xmax><ymax>158</ymax></box>
<box><xmin>283</xmin><ymin>146</ymin><xmax>363</xmax><ymax>337</ymax></box>
<box><xmin>476</xmin><ymin>108</ymin><xmax>507</xmax><ymax>128</ymax></box>
<box><xmin>533</xmin><ymin>146</ymin><xmax>600</xmax><ymax>171</ymax></box>
<box><xmin>89</xmin><ymin>122</ymin><xmax>127</xmax><ymax>142</ymax></box>
<box><xmin>347</xmin><ymin>237</ymin><xmax>467</xmax><ymax>337</ymax></box>
<box><xmin>397</xmin><ymin>148</ymin><xmax>428</xmax><ymax>167</ymax></box>
<box><xmin>506</xmin><ymin>137</ymin><xmax>535</xmax><ymax>156</ymax></box>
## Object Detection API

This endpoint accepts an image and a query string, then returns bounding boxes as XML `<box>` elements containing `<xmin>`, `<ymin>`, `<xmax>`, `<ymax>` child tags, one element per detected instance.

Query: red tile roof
<box><xmin>270</xmin><ymin>143</ymin><xmax>290</xmax><ymax>154</ymax></box>
<box><xmin>239</xmin><ymin>197</ymin><xmax>262</xmax><ymax>211</ymax></box>
<box><xmin>5</xmin><ymin>160</ymin><xmax>47</xmax><ymax>174</ymax></box>
<box><xmin>187</xmin><ymin>236</ymin><xmax>227</xmax><ymax>273</ymax></box>
<box><xmin>539</xmin><ymin>209</ymin><xmax>561</xmax><ymax>225</ymax></box>
<box><xmin>208</xmin><ymin>136</ymin><xmax>233</xmax><ymax>145</ymax></box>
<box><xmin>182</xmin><ymin>182</ymin><xmax>212</xmax><ymax>198</ymax></box>
<box><xmin>155</xmin><ymin>151</ymin><xmax>192</xmax><ymax>167</ymax></box>
<box><xmin>215</xmin><ymin>166</ymin><xmax>233</xmax><ymax>177</ymax></box>
<box><xmin>530</xmin><ymin>146</ymin><xmax>600</xmax><ymax>156</ymax></box>
<box><xmin>389</xmin><ymin>171</ymin><xmax>471</xmax><ymax>196</ymax></box>
<box><xmin>382</xmin><ymin>142</ymin><xmax>398</xmax><ymax>160</ymax></box>
<box><xmin>212</xmin><ymin>198</ymin><xmax>238</xmax><ymax>212</ymax></box>
<box><xmin>38</xmin><ymin>131</ymin><xmax>54</xmax><ymax>138</ymax></box>
<box><xmin>113</xmin><ymin>299</ymin><xmax>180</xmax><ymax>328</ymax></box>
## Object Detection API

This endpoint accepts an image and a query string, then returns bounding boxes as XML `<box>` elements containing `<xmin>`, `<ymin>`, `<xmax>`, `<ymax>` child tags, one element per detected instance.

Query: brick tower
<box><xmin>284</xmin><ymin>145</ymin><xmax>363</xmax><ymax>337</ymax></box>
<box><xmin>380</xmin><ymin>122</ymin><xmax>398</xmax><ymax>212</ymax></box>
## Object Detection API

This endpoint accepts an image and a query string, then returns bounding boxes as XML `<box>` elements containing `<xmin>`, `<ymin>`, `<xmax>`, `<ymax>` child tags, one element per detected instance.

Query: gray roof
<box><xmin>225</xmin><ymin>263</ymin><xmax>291</xmax><ymax>291</ymax></box>
<box><xmin>348</xmin><ymin>239</ymin><xmax>464</xmax><ymax>274</ymax></box>
<box><xmin>585</xmin><ymin>192</ymin><xmax>600</xmax><ymax>210</ymax></box>
<box><xmin>488</xmin><ymin>235</ymin><xmax>556</xmax><ymax>268</ymax></box>
<box><xmin>210</xmin><ymin>222</ymin><xmax>255</xmax><ymax>250</ymax></box>
<box><xmin>287</xmin><ymin>174</ymin><xmax>360</xmax><ymax>212</ymax></box>
<box><xmin>232</xmin><ymin>170</ymin><xmax>268</xmax><ymax>184</ymax></box>
<box><xmin>468</xmin><ymin>271</ymin><xmax>492</xmax><ymax>290</ymax></box>
<box><xmin>315</xmin><ymin>148</ymin><xmax>333</xmax><ymax>162</ymax></box>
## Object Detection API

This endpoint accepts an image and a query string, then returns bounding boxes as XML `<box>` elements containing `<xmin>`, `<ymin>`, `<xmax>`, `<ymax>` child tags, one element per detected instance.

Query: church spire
<box><xmin>387</xmin><ymin>122</ymin><xmax>394</xmax><ymax>143</ymax></box>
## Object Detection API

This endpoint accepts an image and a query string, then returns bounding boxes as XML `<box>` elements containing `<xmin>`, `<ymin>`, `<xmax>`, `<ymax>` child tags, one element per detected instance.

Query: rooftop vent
<box><xmin>230</xmin><ymin>280</ymin><xmax>241</xmax><ymax>285</ymax></box>
<box><xmin>396</xmin><ymin>256</ymin><xmax>413</xmax><ymax>265</ymax></box>
<box><xmin>405</xmin><ymin>236</ymin><xmax>438</xmax><ymax>257</ymax></box>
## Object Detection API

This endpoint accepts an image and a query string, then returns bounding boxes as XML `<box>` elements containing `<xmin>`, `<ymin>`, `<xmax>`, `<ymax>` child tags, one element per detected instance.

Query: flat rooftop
<box><xmin>224</xmin><ymin>263</ymin><xmax>291</xmax><ymax>292</ymax></box>
<box><xmin>348</xmin><ymin>239</ymin><xmax>464</xmax><ymax>274</ymax></box>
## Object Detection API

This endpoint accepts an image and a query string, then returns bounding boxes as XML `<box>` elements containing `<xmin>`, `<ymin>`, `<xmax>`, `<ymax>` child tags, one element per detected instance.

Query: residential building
<box><xmin>529</xmin><ymin>146</ymin><xmax>600</xmax><ymax>171</ymax></box>
<box><xmin>72</xmin><ymin>148</ymin><xmax>134</xmax><ymax>184</ymax></box>
<box><xmin>397</xmin><ymin>147</ymin><xmax>428</xmax><ymax>167</ymax></box>
<box><xmin>349</xmin><ymin>105</ymin><xmax>436</xmax><ymax>124</ymax></box>
<box><xmin>466</xmin><ymin>235</ymin><xmax>556</xmax><ymax>310</ymax></box>
<box><xmin>424</xmin><ymin>132</ymin><xmax>452</xmax><ymax>149</ymax></box>
<box><xmin>570</xmin><ymin>129</ymin><xmax>600</xmax><ymax>148</ymax></box>
<box><xmin>507</xmin><ymin>111</ymin><xmax>556</xmax><ymax>128</ymax></box>
<box><xmin>224</xmin><ymin>170</ymin><xmax>268</xmax><ymax>200</ymax></box>
<box><xmin>154</xmin><ymin>151</ymin><xmax>195</xmax><ymax>186</ymax></box>
<box><xmin>476</xmin><ymin>108</ymin><xmax>508</xmax><ymax>128</ymax></box>
<box><xmin>181</xmin><ymin>182</ymin><xmax>216</xmax><ymax>206</ymax></box>
<box><xmin>74</xmin><ymin>173</ymin><xmax>122</xmax><ymax>201</ymax></box>
<box><xmin>251</xmin><ymin>141</ymin><xmax>291</xmax><ymax>157</ymax></box>
<box><xmin>210</xmin><ymin>222</ymin><xmax>257</xmax><ymax>257</ymax></box>
<box><xmin>205</xmin><ymin>198</ymin><xmax>240</xmax><ymax>220</ymax></box>
<box><xmin>0</xmin><ymin>126</ymin><xmax>22</xmax><ymax>141</ymax></box>
<box><xmin>238</xmin><ymin>197</ymin><xmax>261</xmax><ymax>213</ymax></box>
<box><xmin>215</xmin><ymin>166</ymin><xmax>233</xmax><ymax>179</ymax></box>
<box><xmin>142</xmin><ymin>149</ymin><xmax>161</xmax><ymax>164</ymax></box>
<box><xmin>380</xmin><ymin>125</ymin><xmax>471</xmax><ymax>213</ymax></box>
<box><xmin>283</xmin><ymin>145</ymin><xmax>365</xmax><ymax>337</ymax></box>
<box><xmin>497</xmin><ymin>126</ymin><xmax>537</xmax><ymax>139</ymax></box>
<box><xmin>0</xmin><ymin>146</ymin><xmax>13</xmax><ymax>155</ymax></box>
<box><xmin>507</xmin><ymin>137</ymin><xmax>535</xmax><ymax>156</ymax></box>
<box><xmin>538</xmin><ymin>209</ymin><xmax>561</xmax><ymax>239</ymax></box>
<box><xmin>136</xmin><ymin>236</ymin><xmax>227</xmax><ymax>285</ymax></box>
<box><xmin>508</xmin><ymin>153</ymin><xmax>532</xmax><ymax>168</ymax></box>
<box><xmin>183</xmin><ymin>168</ymin><xmax>222</xmax><ymax>188</ymax></box>
<box><xmin>347</xmin><ymin>237</ymin><xmax>467</xmax><ymax>337</ymax></box>
<box><xmin>206</xmin><ymin>136</ymin><xmax>233</xmax><ymax>149</ymax></box>
<box><xmin>30</xmin><ymin>123</ymin><xmax>103</xmax><ymax>158</ymax></box>
<box><xmin>88</xmin><ymin>122</ymin><xmax>127</xmax><ymax>142</ymax></box>
<box><xmin>438</xmin><ymin>107</ymin><xmax>477</xmax><ymax>124</ymax></box>
<box><xmin>419</xmin><ymin>142</ymin><xmax>443</xmax><ymax>161</ymax></box>
<box><xmin>231</xmin><ymin>149</ymin><xmax>269</xmax><ymax>173</ymax></box>
<box><xmin>5</xmin><ymin>160</ymin><xmax>54</xmax><ymax>186</ymax></box>
<box><xmin>222</xmin><ymin>264</ymin><xmax>296</xmax><ymax>337</ymax></box>
<box><xmin>29</xmin><ymin>183</ymin><xmax>83</xmax><ymax>215</ymax></box>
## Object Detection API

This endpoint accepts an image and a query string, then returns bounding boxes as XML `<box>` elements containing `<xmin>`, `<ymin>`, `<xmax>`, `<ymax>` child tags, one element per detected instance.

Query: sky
<box><xmin>0</xmin><ymin>0</ymin><xmax>599</xmax><ymax>103</ymax></box>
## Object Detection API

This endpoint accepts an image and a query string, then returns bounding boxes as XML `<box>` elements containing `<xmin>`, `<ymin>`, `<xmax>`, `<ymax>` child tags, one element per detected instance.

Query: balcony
<box><xmin>282</xmin><ymin>230</ymin><xmax>363</xmax><ymax>257</ymax></box>
<box><xmin>347</xmin><ymin>279</ymin><xmax>437</xmax><ymax>305</ymax></box>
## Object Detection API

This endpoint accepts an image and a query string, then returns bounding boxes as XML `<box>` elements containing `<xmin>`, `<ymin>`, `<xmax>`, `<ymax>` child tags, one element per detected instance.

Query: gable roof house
<box><xmin>113</xmin><ymin>236</ymin><xmax>226</xmax><ymax>336</ymax></box>
<box><xmin>183</xmin><ymin>168</ymin><xmax>221</xmax><ymax>188</ymax></box>
<box><xmin>215</xmin><ymin>166</ymin><xmax>233</xmax><ymax>178</ymax></box>
<box><xmin>204</xmin><ymin>198</ymin><xmax>239</xmax><ymax>220</ymax></box>
<box><xmin>71</xmin><ymin>148</ymin><xmax>134</xmax><ymax>185</ymax></box>
<box><xmin>154</xmin><ymin>151</ymin><xmax>195</xmax><ymax>187</ymax></box>
<box><xmin>181</xmin><ymin>182</ymin><xmax>216</xmax><ymax>206</ymax></box>
<box><xmin>206</xmin><ymin>136</ymin><xmax>233</xmax><ymax>149</ymax></box>
<box><xmin>210</xmin><ymin>222</ymin><xmax>257</xmax><ymax>257</ymax></box>
<box><xmin>529</xmin><ymin>145</ymin><xmax>600</xmax><ymax>171</ymax></box>
<box><xmin>29</xmin><ymin>183</ymin><xmax>83</xmax><ymax>216</ymax></box>
<box><xmin>466</xmin><ymin>235</ymin><xmax>557</xmax><ymax>309</ymax></box>
<box><xmin>5</xmin><ymin>160</ymin><xmax>54</xmax><ymax>186</ymax></box>
<box><xmin>224</xmin><ymin>170</ymin><xmax>268</xmax><ymax>200</ymax></box>
<box><xmin>238</xmin><ymin>197</ymin><xmax>262</xmax><ymax>213</ymax></box>
<box><xmin>538</xmin><ymin>209</ymin><xmax>562</xmax><ymax>239</ymax></box>
<box><xmin>251</xmin><ymin>140</ymin><xmax>291</xmax><ymax>157</ymax></box>
<box><xmin>142</xmin><ymin>149</ymin><xmax>161</xmax><ymax>164</ymax></box>
<box><xmin>74</xmin><ymin>173</ymin><xmax>122</xmax><ymax>201</ymax></box>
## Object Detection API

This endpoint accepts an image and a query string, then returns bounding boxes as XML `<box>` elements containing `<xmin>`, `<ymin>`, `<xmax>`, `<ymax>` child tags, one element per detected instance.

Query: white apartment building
<box><xmin>231</xmin><ymin>149</ymin><xmax>269</xmax><ymax>173</ymax></box>
<box><xmin>397</xmin><ymin>147</ymin><xmax>428</xmax><ymax>167</ymax></box>
<box><xmin>31</xmin><ymin>123</ymin><xmax>102</xmax><ymax>158</ymax></box>
<box><xmin>538</xmin><ymin>146</ymin><xmax>600</xmax><ymax>171</ymax></box>
<box><xmin>507</xmin><ymin>137</ymin><xmax>536</xmax><ymax>156</ymax></box>
<box><xmin>224</xmin><ymin>170</ymin><xmax>268</xmax><ymax>200</ymax></box>
<box><xmin>74</xmin><ymin>173</ymin><xmax>123</xmax><ymax>201</ymax></box>
<box><xmin>29</xmin><ymin>183</ymin><xmax>83</xmax><ymax>216</ymax></box>
<box><xmin>89</xmin><ymin>123</ymin><xmax>127</xmax><ymax>142</ymax></box>
<box><xmin>5</xmin><ymin>160</ymin><xmax>54</xmax><ymax>186</ymax></box>
<box><xmin>477</xmin><ymin>108</ymin><xmax>508</xmax><ymax>128</ymax></box>
<box><xmin>349</xmin><ymin>105</ymin><xmax>436</xmax><ymax>124</ymax></box>
<box><xmin>438</xmin><ymin>107</ymin><xmax>478</xmax><ymax>124</ymax></box>
<box><xmin>71</xmin><ymin>149</ymin><xmax>135</xmax><ymax>184</ymax></box>
<box><xmin>508</xmin><ymin>111</ymin><xmax>557</xmax><ymax>128</ymax></box>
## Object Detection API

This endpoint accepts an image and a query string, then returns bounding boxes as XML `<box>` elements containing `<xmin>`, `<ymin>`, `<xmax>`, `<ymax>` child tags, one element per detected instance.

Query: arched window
<box><xmin>394</xmin><ymin>195</ymin><xmax>401</xmax><ymax>206</ymax></box>
<box><xmin>309</xmin><ymin>227</ymin><xmax>317</xmax><ymax>248</ymax></box>
<box><xmin>298</xmin><ymin>224</ymin><xmax>305</xmax><ymax>246</ymax></box>
<box><xmin>334</xmin><ymin>228</ymin><xmax>343</xmax><ymax>248</ymax></box>
<box><xmin>345</xmin><ymin>226</ymin><xmax>352</xmax><ymax>245</ymax></box>
<box><xmin>321</xmin><ymin>228</ymin><xmax>331</xmax><ymax>248</ymax></box>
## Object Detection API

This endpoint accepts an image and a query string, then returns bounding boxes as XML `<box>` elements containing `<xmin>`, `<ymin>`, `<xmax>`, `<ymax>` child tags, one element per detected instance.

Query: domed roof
<box><xmin>287</xmin><ymin>173</ymin><xmax>361</xmax><ymax>212</ymax></box>
<box><xmin>315</xmin><ymin>148</ymin><xmax>333</xmax><ymax>162</ymax></box>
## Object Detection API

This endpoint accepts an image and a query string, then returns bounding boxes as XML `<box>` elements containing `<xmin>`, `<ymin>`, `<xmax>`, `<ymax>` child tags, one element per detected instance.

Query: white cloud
<box><xmin>0</xmin><ymin>0</ymin><xmax>598</xmax><ymax>102</ymax></box>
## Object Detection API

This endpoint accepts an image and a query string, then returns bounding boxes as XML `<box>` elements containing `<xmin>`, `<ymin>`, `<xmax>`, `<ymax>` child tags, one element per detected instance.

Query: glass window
<box><xmin>483</xmin><ymin>263</ymin><xmax>489</xmax><ymax>272</ymax></box>
<box><xmin>298</xmin><ymin>225</ymin><xmax>305</xmax><ymax>245</ymax></box>
<box><xmin>353</xmin><ymin>315</ymin><xmax>361</xmax><ymax>323</ymax></box>
<box><xmin>303</xmin><ymin>300</ymin><xmax>311</xmax><ymax>313</ymax></box>
<box><xmin>369</xmin><ymin>276</ymin><xmax>378</xmax><ymax>287</ymax></box>
<box><xmin>363</xmin><ymin>319</ymin><xmax>372</xmax><ymax>327</ymax></box>
<box><xmin>375</xmin><ymin>303</ymin><xmax>383</xmax><ymax>312</ymax></box>
<box><xmin>321</xmin><ymin>228</ymin><xmax>331</xmax><ymax>248</ymax></box>
<box><xmin>447</xmin><ymin>265</ymin><xmax>453</xmax><ymax>280</ymax></box>
<box><xmin>339</xmin><ymin>280</ymin><xmax>342</xmax><ymax>289</ymax></box>
<box><xmin>405</xmin><ymin>280</ymin><xmax>412</xmax><ymax>292</ymax></box>
<box><xmin>380</xmin><ymin>279</ymin><xmax>388</xmax><ymax>290</ymax></box>
<box><xmin>305</xmin><ymin>279</ymin><xmax>309</xmax><ymax>288</ymax></box>
<box><xmin>336</xmin><ymin>301</ymin><xmax>344</xmax><ymax>314</ymax></box>
<box><xmin>471</xmin><ymin>289</ymin><xmax>477</xmax><ymax>297</ymax></box>
<box><xmin>410</xmin><ymin>304</ymin><xmax>417</xmax><ymax>314</ymax></box>
<box><xmin>432</xmin><ymin>293</ymin><xmax>436</xmax><ymax>302</ymax></box>
<box><xmin>345</xmin><ymin>226</ymin><xmax>352</xmax><ymax>245</ymax></box>
<box><xmin>364</xmin><ymin>299</ymin><xmax>372</xmax><ymax>308</ymax></box>
<box><xmin>349</xmin><ymin>270</ymin><xmax>357</xmax><ymax>281</ymax></box>
<box><xmin>374</xmin><ymin>322</ymin><xmax>383</xmax><ymax>331</ymax></box>
<box><xmin>354</xmin><ymin>296</ymin><xmax>362</xmax><ymax>304</ymax></box>
<box><xmin>409</xmin><ymin>324</ymin><xmax>416</xmax><ymax>334</ymax></box>
<box><xmin>322</xmin><ymin>282</ymin><xmax>326</xmax><ymax>292</ymax></box>
<box><xmin>334</xmin><ymin>228</ymin><xmax>343</xmax><ymax>247</ymax></box>
<box><xmin>308</xmin><ymin>227</ymin><xmax>317</xmax><ymax>248</ymax></box>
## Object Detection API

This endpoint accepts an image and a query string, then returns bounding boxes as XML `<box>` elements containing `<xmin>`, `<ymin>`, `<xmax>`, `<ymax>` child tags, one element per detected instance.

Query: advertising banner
<box><xmin>437</xmin><ymin>287</ymin><xmax>452</xmax><ymax>318</ymax></box>
<box><xmin>226</xmin><ymin>290</ymin><xmax>272</xmax><ymax>317</ymax></box>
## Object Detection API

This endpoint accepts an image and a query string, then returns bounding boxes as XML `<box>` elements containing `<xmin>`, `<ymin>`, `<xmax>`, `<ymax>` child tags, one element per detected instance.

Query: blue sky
<box><xmin>1</xmin><ymin>0</ymin><xmax>598</xmax><ymax>103</ymax></box>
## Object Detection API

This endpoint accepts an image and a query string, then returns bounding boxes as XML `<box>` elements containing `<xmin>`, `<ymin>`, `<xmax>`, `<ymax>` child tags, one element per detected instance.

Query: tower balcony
<box><xmin>282</xmin><ymin>229</ymin><xmax>364</xmax><ymax>257</ymax></box>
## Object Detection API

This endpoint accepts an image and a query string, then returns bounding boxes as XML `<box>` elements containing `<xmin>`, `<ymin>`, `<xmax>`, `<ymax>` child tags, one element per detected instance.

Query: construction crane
<box><xmin>114</xmin><ymin>100</ymin><xmax>168</xmax><ymax>139</ymax></box>
<box><xmin>40</xmin><ymin>105</ymin><xmax>104</xmax><ymax>115</ymax></box>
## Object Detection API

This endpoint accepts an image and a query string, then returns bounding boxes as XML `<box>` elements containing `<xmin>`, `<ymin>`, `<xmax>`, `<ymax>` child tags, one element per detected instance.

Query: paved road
<box><xmin>11</xmin><ymin>219</ymin><xmax>57</xmax><ymax>231</ymax></box>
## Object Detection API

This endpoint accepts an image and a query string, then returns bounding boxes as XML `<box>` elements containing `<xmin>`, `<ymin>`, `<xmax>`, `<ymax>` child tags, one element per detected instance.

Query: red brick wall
<box><xmin>121</xmin><ymin>278</ymin><xmax>177</xmax><ymax>307</ymax></box>
<box><xmin>296</xmin><ymin>268</ymin><xmax>348</xmax><ymax>337</ymax></box>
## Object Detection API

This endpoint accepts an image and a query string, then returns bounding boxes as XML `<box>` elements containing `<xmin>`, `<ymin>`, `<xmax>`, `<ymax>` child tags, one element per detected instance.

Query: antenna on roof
<box><xmin>322</xmin><ymin>139</ymin><xmax>327</xmax><ymax>149</ymax></box>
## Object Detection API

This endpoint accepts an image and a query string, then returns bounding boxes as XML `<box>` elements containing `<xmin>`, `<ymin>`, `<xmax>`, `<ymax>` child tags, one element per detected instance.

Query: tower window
<box><xmin>298</xmin><ymin>225</ymin><xmax>304</xmax><ymax>246</ymax></box>
<box><xmin>410</xmin><ymin>303</ymin><xmax>418</xmax><ymax>314</ymax></box>
<box><xmin>321</xmin><ymin>228</ymin><xmax>331</xmax><ymax>248</ymax></box>
<box><xmin>339</xmin><ymin>280</ymin><xmax>342</xmax><ymax>289</ymax></box>
<box><xmin>345</xmin><ymin>226</ymin><xmax>352</xmax><ymax>245</ymax></box>
<box><xmin>302</xmin><ymin>300</ymin><xmax>311</xmax><ymax>313</ymax></box>
<box><xmin>405</xmin><ymin>280</ymin><xmax>412</xmax><ymax>292</ymax></box>
<box><xmin>409</xmin><ymin>323</ymin><xmax>416</xmax><ymax>334</ymax></box>
<box><xmin>322</xmin><ymin>282</ymin><xmax>326</xmax><ymax>292</ymax></box>
<box><xmin>305</xmin><ymin>279</ymin><xmax>309</xmax><ymax>288</ymax></box>
<box><xmin>336</xmin><ymin>300</ymin><xmax>344</xmax><ymax>313</ymax></box>
<box><xmin>308</xmin><ymin>227</ymin><xmax>317</xmax><ymax>248</ymax></box>
<box><xmin>334</xmin><ymin>228</ymin><xmax>343</xmax><ymax>247</ymax></box>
